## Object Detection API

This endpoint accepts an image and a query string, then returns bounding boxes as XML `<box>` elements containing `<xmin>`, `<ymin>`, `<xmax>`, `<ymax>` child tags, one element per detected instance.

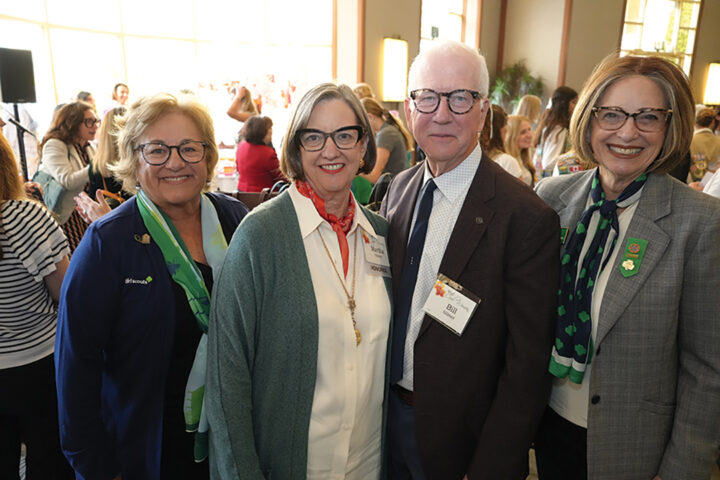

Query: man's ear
<box><xmin>404</xmin><ymin>97</ymin><xmax>414</xmax><ymax>131</ymax></box>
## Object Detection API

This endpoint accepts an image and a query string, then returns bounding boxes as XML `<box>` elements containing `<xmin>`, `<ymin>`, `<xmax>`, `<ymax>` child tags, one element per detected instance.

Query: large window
<box><xmin>0</xmin><ymin>0</ymin><xmax>333</xmax><ymax>140</ymax></box>
<box><xmin>420</xmin><ymin>0</ymin><xmax>465</xmax><ymax>52</ymax></box>
<box><xmin>620</xmin><ymin>0</ymin><xmax>702</xmax><ymax>75</ymax></box>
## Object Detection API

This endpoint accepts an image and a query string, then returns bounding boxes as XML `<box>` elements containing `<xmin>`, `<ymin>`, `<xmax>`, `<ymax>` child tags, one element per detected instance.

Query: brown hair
<box><xmin>696</xmin><ymin>108</ymin><xmax>716</xmax><ymax>129</ymax></box>
<box><xmin>570</xmin><ymin>54</ymin><xmax>694</xmax><ymax>174</ymax></box>
<box><xmin>480</xmin><ymin>104</ymin><xmax>507</xmax><ymax>157</ymax></box>
<box><xmin>280</xmin><ymin>83</ymin><xmax>376</xmax><ymax>181</ymax></box>
<box><xmin>113</xmin><ymin>93</ymin><xmax>219</xmax><ymax>194</ymax></box>
<box><xmin>242</xmin><ymin>116</ymin><xmax>273</xmax><ymax>145</ymax></box>
<box><xmin>360</xmin><ymin>97</ymin><xmax>413</xmax><ymax>150</ymax></box>
<box><xmin>40</xmin><ymin>101</ymin><xmax>94</xmax><ymax>153</ymax></box>
<box><xmin>533</xmin><ymin>86</ymin><xmax>577</xmax><ymax>147</ymax></box>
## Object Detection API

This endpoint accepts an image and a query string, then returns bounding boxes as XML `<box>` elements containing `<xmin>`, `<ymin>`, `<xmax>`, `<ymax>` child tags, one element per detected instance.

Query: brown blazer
<box><xmin>380</xmin><ymin>154</ymin><xmax>560</xmax><ymax>479</ymax></box>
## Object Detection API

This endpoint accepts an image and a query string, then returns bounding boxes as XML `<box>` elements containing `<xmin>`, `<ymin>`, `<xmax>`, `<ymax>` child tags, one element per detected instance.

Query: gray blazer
<box><xmin>39</xmin><ymin>138</ymin><xmax>92</xmax><ymax>224</ymax></box>
<box><xmin>536</xmin><ymin>170</ymin><xmax>720</xmax><ymax>480</ymax></box>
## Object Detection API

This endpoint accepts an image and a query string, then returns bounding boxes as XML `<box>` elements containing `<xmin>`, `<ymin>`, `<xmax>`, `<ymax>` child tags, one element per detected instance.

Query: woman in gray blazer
<box><xmin>534</xmin><ymin>54</ymin><xmax>720</xmax><ymax>480</ymax></box>
<box><xmin>38</xmin><ymin>101</ymin><xmax>98</xmax><ymax>251</ymax></box>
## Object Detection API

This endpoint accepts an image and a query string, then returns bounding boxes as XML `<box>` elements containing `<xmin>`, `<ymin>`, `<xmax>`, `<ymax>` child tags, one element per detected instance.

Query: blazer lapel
<box><xmin>596</xmin><ymin>174</ymin><xmax>672</xmax><ymax>345</ymax></box>
<box><xmin>388</xmin><ymin>165</ymin><xmax>425</xmax><ymax>293</ymax></box>
<box><xmin>417</xmin><ymin>155</ymin><xmax>495</xmax><ymax>338</ymax></box>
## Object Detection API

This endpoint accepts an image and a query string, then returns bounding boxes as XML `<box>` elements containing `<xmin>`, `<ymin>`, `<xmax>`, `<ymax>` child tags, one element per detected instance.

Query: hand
<box><xmin>24</xmin><ymin>181</ymin><xmax>43</xmax><ymax>197</ymax></box>
<box><xmin>74</xmin><ymin>189</ymin><xmax>111</xmax><ymax>224</ymax></box>
<box><xmin>688</xmin><ymin>181</ymin><xmax>704</xmax><ymax>192</ymax></box>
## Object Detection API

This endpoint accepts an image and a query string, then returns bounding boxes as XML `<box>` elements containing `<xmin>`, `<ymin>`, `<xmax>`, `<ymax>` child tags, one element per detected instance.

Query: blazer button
<box><xmin>591</xmin><ymin>394</ymin><xmax>601</xmax><ymax>404</ymax></box>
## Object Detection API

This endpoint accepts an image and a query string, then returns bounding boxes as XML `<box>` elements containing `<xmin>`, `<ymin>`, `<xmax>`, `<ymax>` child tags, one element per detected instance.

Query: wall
<box><xmin>564</xmin><ymin>0</ymin><xmax>625</xmax><ymax>93</ymax></box>
<box><xmin>478</xmin><ymin>0</ymin><xmax>502</xmax><ymax>79</ymax></box>
<box><xmin>690</xmin><ymin>0</ymin><xmax>720</xmax><ymax>104</ymax></box>
<box><xmin>502</xmin><ymin>0</ymin><xmax>565</xmax><ymax>99</ymax></box>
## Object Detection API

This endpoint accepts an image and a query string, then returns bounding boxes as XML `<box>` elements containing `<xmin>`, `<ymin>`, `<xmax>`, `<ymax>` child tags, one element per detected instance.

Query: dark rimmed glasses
<box><xmin>409</xmin><ymin>89</ymin><xmax>482</xmax><ymax>114</ymax></box>
<box><xmin>591</xmin><ymin>106</ymin><xmax>672</xmax><ymax>133</ymax></box>
<box><xmin>83</xmin><ymin>118</ymin><xmax>101</xmax><ymax>128</ymax></box>
<box><xmin>297</xmin><ymin>125</ymin><xmax>364</xmax><ymax>152</ymax></box>
<box><xmin>135</xmin><ymin>141</ymin><xmax>207</xmax><ymax>165</ymax></box>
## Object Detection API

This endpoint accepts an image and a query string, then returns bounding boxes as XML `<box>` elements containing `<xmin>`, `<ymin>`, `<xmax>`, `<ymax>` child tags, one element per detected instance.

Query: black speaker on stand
<box><xmin>0</xmin><ymin>47</ymin><xmax>37</xmax><ymax>181</ymax></box>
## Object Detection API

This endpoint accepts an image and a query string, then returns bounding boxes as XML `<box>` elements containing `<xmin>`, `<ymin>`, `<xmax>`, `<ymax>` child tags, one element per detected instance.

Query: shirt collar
<box><xmin>422</xmin><ymin>144</ymin><xmax>483</xmax><ymax>202</ymax></box>
<box><xmin>288</xmin><ymin>182</ymin><xmax>377</xmax><ymax>239</ymax></box>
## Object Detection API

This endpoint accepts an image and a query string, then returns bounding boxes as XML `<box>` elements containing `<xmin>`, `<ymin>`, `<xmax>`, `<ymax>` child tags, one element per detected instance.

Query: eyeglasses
<box><xmin>135</xmin><ymin>141</ymin><xmax>207</xmax><ymax>165</ymax></box>
<box><xmin>409</xmin><ymin>89</ymin><xmax>482</xmax><ymax>115</ymax></box>
<box><xmin>297</xmin><ymin>126</ymin><xmax>364</xmax><ymax>152</ymax></box>
<box><xmin>591</xmin><ymin>106</ymin><xmax>672</xmax><ymax>133</ymax></box>
<box><xmin>83</xmin><ymin>118</ymin><xmax>101</xmax><ymax>128</ymax></box>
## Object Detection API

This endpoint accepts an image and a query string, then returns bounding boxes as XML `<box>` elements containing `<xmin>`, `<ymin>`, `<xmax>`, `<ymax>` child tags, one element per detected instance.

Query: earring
<box><xmin>359</xmin><ymin>159</ymin><xmax>365</xmax><ymax>169</ymax></box>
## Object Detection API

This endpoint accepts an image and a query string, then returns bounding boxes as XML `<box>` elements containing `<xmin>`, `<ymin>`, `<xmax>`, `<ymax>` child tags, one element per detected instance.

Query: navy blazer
<box><xmin>55</xmin><ymin>193</ymin><xmax>248</xmax><ymax>480</ymax></box>
<box><xmin>381</xmin><ymin>156</ymin><xmax>560</xmax><ymax>480</ymax></box>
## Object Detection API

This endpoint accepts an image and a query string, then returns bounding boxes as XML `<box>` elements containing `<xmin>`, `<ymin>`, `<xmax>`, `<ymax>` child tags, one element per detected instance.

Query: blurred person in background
<box><xmin>359</xmin><ymin>97</ymin><xmax>413</xmax><ymax>183</ymax></box>
<box><xmin>0</xmin><ymin>131</ymin><xmax>72</xmax><ymax>480</ymax></box>
<box><xmin>505</xmin><ymin>114</ymin><xmax>536</xmax><ymax>186</ymax></box>
<box><xmin>74</xmin><ymin>106</ymin><xmax>129</xmax><ymax>223</ymax></box>
<box><xmin>36</xmin><ymin>101</ymin><xmax>98</xmax><ymax>252</ymax></box>
<box><xmin>235</xmin><ymin>115</ymin><xmax>284</xmax><ymax>192</ymax></box>
<box><xmin>533</xmin><ymin>86</ymin><xmax>578</xmax><ymax>178</ymax></box>
<box><xmin>513</xmin><ymin>94</ymin><xmax>542</xmax><ymax>128</ymax></box>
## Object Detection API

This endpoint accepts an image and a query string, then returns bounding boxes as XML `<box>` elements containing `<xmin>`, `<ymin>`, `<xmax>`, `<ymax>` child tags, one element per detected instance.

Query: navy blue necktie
<box><xmin>390</xmin><ymin>179</ymin><xmax>437</xmax><ymax>384</ymax></box>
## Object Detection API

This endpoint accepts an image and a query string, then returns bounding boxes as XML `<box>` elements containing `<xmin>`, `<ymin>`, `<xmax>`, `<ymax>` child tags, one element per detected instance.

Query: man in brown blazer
<box><xmin>380</xmin><ymin>40</ymin><xmax>560</xmax><ymax>479</ymax></box>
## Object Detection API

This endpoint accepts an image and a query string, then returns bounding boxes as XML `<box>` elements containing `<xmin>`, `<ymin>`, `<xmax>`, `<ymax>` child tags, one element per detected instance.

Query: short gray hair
<box><xmin>280</xmin><ymin>83</ymin><xmax>377</xmax><ymax>181</ymax></box>
<box><xmin>407</xmin><ymin>40</ymin><xmax>489</xmax><ymax>97</ymax></box>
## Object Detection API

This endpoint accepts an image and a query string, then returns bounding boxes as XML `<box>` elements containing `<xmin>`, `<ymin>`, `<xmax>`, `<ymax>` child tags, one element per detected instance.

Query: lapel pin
<box><xmin>475</xmin><ymin>217</ymin><xmax>483</xmax><ymax>224</ymax></box>
<box><xmin>134</xmin><ymin>233</ymin><xmax>151</xmax><ymax>244</ymax></box>
<box><xmin>619</xmin><ymin>237</ymin><xmax>647</xmax><ymax>278</ymax></box>
<box><xmin>560</xmin><ymin>227</ymin><xmax>569</xmax><ymax>245</ymax></box>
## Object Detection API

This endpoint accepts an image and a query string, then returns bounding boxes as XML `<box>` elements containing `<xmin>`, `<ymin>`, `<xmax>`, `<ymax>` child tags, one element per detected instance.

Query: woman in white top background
<box><xmin>533</xmin><ymin>86</ymin><xmax>578</xmax><ymax>178</ymax></box>
<box><xmin>505</xmin><ymin>114</ymin><xmax>536</xmax><ymax>186</ymax></box>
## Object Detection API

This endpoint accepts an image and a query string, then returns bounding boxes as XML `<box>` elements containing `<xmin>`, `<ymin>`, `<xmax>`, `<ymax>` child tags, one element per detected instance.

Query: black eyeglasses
<box><xmin>135</xmin><ymin>141</ymin><xmax>207</xmax><ymax>165</ymax></box>
<box><xmin>83</xmin><ymin>118</ymin><xmax>101</xmax><ymax>128</ymax></box>
<box><xmin>297</xmin><ymin>126</ymin><xmax>364</xmax><ymax>152</ymax></box>
<box><xmin>409</xmin><ymin>89</ymin><xmax>482</xmax><ymax>114</ymax></box>
<box><xmin>591</xmin><ymin>106</ymin><xmax>672</xmax><ymax>133</ymax></box>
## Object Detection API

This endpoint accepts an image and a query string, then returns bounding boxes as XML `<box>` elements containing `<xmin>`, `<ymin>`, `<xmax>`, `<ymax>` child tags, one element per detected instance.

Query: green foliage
<box><xmin>490</xmin><ymin>60</ymin><xmax>544</xmax><ymax>112</ymax></box>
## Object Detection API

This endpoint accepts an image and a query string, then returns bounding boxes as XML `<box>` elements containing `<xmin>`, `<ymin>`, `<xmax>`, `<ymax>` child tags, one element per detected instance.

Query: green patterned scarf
<box><xmin>136</xmin><ymin>189</ymin><xmax>228</xmax><ymax>462</ymax></box>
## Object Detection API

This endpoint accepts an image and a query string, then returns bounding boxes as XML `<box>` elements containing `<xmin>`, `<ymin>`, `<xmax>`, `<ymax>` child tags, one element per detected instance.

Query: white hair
<box><xmin>407</xmin><ymin>40</ymin><xmax>489</xmax><ymax>96</ymax></box>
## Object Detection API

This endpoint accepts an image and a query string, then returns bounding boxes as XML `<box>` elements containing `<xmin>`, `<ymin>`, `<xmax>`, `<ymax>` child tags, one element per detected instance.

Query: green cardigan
<box><xmin>206</xmin><ymin>191</ymin><xmax>392</xmax><ymax>479</ymax></box>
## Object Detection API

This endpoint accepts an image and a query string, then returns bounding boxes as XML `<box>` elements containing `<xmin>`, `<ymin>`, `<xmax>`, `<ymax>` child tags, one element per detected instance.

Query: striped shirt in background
<box><xmin>0</xmin><ymin>200</ymin><xmax>69</xmax><ymax>369</ymax></box>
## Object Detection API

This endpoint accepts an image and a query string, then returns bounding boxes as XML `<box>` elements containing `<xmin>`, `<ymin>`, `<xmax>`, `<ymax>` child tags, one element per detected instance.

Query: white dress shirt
<box><xmin>549</xmin><ymin>194</ymin><xmax>640</xmax><ymax>428</ymax></box>
<box><xmin>398</xmin><ymin>145</ymin><xmax>482</xmax><ymax>391</ymax></box>
<box><xmin>288</xmin><ymin>184</ymin><xmax>391</xmax><ymax>480</ymax></box>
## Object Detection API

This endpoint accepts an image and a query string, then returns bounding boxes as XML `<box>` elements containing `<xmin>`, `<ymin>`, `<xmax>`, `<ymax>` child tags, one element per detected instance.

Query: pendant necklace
<box><xmin>318</xmin><ymin>228</ymin><xmax>361</xmax><ymax>345</ymax></box>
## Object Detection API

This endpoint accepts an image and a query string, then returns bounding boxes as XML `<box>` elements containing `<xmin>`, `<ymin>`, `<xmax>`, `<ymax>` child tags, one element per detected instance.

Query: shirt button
<box><xmin>347</xmin><ymin>364</ymin><xmax>354</xmax><ymax>371</ymax></box>
<box><xmin>591</xmin><ymin>394</ymin><xmax>601</xmax><ymax>404</ymax></box>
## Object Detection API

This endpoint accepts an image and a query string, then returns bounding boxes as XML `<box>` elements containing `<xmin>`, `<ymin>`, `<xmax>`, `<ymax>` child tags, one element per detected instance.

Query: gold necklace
<box><xmin>318</xmin><ymin>228</ymin><xmax>361</xmax><ymax>346</ymax></box>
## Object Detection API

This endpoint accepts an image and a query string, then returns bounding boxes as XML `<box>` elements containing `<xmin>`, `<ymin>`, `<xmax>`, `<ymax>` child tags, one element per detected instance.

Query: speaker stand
<box><xmin>12</xmin><ymin>104</ymin><xmax>29</xmax><ymax>181</ymax></box>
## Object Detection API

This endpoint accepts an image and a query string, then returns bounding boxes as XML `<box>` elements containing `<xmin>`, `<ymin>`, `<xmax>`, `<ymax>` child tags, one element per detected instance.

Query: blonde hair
<box><xmin>505</xmin><ymin>115</ymin><xmax>536</xmax><ymax>179</ymax></box>
<box><xmin>280</xmin><ymin>83</ymin><xmax>376</xmax><ymax>181</ymax></box>
<box><xmin>570</xmin><ymin>54</ymin><xmax>694</xmax><ymax>174</ymax></box>
<box><xmin>94</xmin><ymin>106</ymin><xmax>126</xmax><ymax>178</ymax></box>
<box><xmin>113</xmin><ymin>93</ymin><xmax>219</xmax><ymax>194</ymax></box>
<box><xmin>236</xmin><ymin>86</ymin><xmax>258</xmax><ymax>115</ymax></box>
<box><xmin>360</xmin><ymin>97</ymin><xmax>413</xmax><ymax>151</ymax></box>
<box><xmin>513</xmin><ymin>95</ymin><xmax>542</xmax><ymax>125</ymax></box>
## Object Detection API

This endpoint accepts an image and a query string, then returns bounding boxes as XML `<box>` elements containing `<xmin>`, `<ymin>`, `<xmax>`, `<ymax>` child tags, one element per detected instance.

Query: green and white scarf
<box><xmin>136</xmin><ymin>189</ymin><xmax>228</xmax><ymax>462</ymax></box>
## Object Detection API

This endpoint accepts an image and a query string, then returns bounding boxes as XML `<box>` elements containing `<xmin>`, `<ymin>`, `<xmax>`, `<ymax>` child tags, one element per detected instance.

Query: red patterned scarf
<box><xmin>296</xmin><ymin>180</ymin><xmax>355</xmax><ymax>277</ymax></box>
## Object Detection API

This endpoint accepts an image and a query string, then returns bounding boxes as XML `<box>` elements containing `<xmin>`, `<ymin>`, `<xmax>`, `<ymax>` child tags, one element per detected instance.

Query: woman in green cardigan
<box><xmin>207</xmin><ymin>83</ymin><xmax>393</xmax><ymax>480</ymax></box>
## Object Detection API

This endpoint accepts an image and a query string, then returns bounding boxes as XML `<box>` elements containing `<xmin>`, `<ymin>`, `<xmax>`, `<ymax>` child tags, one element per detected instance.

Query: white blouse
<box><xmin>289</xmin><ymin>185</ymin><xmax>391</xmax><ymax>480</ymax></box>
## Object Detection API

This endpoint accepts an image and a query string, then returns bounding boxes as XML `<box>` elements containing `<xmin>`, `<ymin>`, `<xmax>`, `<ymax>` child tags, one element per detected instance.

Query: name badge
<box><xmin>361</xmin><ymin>230</ymin><xmax>391</xmax><ymax>277</ymax></box>
<box><xmin>422</xmin><ymin>274</ymin><xmax>481</xmax><ymax>336</ymax></box>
